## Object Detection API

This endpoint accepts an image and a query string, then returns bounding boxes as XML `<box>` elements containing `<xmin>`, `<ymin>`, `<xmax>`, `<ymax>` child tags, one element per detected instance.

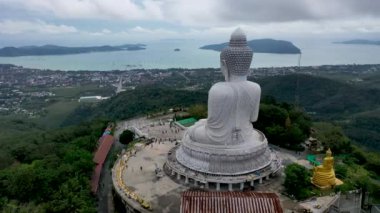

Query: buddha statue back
<box><xmin>175</xmin><ymin>28</ymin><xmax>272</xmax><ymax>175</ymax></box>
<box><xmin>188</xmin><ymin>28</ymin><xmax>261</xmax><ymax>146</ymax></box>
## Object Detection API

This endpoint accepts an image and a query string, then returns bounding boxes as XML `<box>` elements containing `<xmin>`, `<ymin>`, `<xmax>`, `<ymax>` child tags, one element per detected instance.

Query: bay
<box><xmin>0</xmin><ymin>40</ymin><xmax>379</xmax><ymax>71</ymax></box>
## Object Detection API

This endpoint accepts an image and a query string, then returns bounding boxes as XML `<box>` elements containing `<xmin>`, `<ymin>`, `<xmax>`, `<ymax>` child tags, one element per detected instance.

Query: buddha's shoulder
<box><xmin>210</xmin><ymin>81</ymin><xmax>261</xmax><ymax>91</ymax></box>
<box><xmin>244</xmin><ymin>81</ymin><xmax>261</xmax><ymax>91</ymax></box>
<box><xmin>209</xmin><ymin>82</ymin><xmax>233</xmax><ymax>96</ymax></box>
<box><xmin>211</xmin><ymin>82</ymin><xmax>230</xmax><ymax>89</ymax></box>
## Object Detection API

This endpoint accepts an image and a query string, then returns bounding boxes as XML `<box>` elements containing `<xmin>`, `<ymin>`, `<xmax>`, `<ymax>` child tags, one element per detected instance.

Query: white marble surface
<box><xmin>176</xmin><ymin>29</ymin><xmax>271</xmax><ymax>175</ymax></box>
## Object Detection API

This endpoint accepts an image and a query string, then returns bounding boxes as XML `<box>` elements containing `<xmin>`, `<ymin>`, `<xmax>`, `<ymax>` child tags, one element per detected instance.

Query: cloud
<box><xmin>1</xmin><ymin>0</ymin><xmax>380</xmax><ymax>25</ymax></box>
<box><xmin>89</xmin><ymin>28</ymin><xmax>112</xmax><ymax>36</ymax></box>
<box><xmin>129</xmin><ymin>26</ymin><xmax>176</xmax><ymax>35</ymax></box>
<box><xmin>0</xmin><ymin>0</ymin><xmax>163</xmax><ymax>21</ymax></box>
<box><xmin>0</xmin><ymin>19</ymin><xmax>78</xmax><ymax>34</ymax></box>
<box><xmin>101</xmin><ymin>29</ymin><xmax>112</xmax><ymax>34</ymax></box>
<box><xmin>57</xmin><ymin>26</ymin><xmax>180</xmax><ymax>42</ymax></box>
<box><xmin>155</xmin><ymin>0</ymin><xmax>379</xmax><ymax>26</ymax></box>
<box><xmin>191</xmin><ymin>17</ymin><xmax>380</xmax><ymax>40</ymax></box>
<box><xmin>1</xmin><ymin>0</ymin><xmax>380</xmax><ymax>41</ymax></box>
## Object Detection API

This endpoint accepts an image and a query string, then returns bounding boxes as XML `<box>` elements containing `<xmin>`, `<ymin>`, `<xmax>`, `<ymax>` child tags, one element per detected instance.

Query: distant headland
<box><xmin>200</xmin><ymin>39</ymin><xmax>301</xmax><ymax>54</ymax></box>
<box><xmin>334</xmin><ymin>39</ymin><xmax>380</xmax><ymax>46</ymax></box>
<box><xmin>0</xmin><ymin>44</ymin><xmax>146</xmax><ymax>57</ymax></box>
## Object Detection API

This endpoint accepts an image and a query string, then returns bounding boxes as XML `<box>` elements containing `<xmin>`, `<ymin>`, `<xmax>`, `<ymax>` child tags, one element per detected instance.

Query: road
<box><xmin>97</xmin><ymin>120</ymin><xmax>134</xmax><ymax>213</ymax></box>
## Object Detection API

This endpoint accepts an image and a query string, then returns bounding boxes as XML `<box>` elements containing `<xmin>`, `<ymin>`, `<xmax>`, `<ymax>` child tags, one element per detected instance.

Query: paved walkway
<box><xmin>113</xmin><ymin>118</ymin><xmax>187</xmax><ymax>213</ymax></box>
<box><xmin>270</xmin><ymin>145</ymin><xmax>313</xmax><ymax>169</ymax></box>
<box><xmin>123</xmin><ymin>141</ymin><xmax>185</xmax><ymax>209</ymax></box>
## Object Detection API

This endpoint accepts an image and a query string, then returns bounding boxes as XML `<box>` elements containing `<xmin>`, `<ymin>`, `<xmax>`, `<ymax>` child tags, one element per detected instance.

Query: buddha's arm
<box><xmin>207</xmin><ymin>83</ymin><xmax>233</xmax><ymax>129</ymax></box>
<box><xmin>250</xmin><ymin>84</ymin><xmax>261</xmax><ymax>122</ymax></box>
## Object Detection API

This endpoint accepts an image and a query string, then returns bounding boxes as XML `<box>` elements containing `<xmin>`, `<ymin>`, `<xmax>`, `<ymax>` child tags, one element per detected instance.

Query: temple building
<box><xmin>180</xmin><ymin>191</ymin><xmax>283</xmax><ymax>213</ymax></box>
<box><xmin>311</xmin><ymin>148</ymin><xmax>344</xmax><ymax>189</ymax></box>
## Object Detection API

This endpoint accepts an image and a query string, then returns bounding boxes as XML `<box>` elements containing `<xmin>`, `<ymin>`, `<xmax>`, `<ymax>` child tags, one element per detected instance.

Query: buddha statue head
<box><xmin>220</xmin><ymin>28</ymin><xmax>253</xmax><ymax>81</ymax></box>
<box><xmin>326</xmin><ymin>148</ymin><xmax>332</xmax><ymax>157</ymax></box>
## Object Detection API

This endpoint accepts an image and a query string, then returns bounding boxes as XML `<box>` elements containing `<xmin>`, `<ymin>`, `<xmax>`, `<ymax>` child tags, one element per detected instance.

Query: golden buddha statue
<box><xmin>311</xmin><ymin>148</ymin><xmax>343</xmax><ymax>189</ymax></box>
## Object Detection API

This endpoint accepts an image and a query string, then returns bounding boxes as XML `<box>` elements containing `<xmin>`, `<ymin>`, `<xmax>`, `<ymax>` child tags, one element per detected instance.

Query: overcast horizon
<box><xmin>0</xmin><ymin>0</ymin><xmax>380</xmax><ymax>47</ymax></box>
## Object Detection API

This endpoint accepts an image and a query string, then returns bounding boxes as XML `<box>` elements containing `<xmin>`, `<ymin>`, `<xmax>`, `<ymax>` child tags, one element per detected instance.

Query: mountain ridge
<box><xmin>0</xmin><ymin>44</ymin><xmax>146</xmax><ymax>57</ymax></box>
<box><xmin>200</xmin><ymin>38</ymin><xmax>301</xmax><ymax>54</ymax></box>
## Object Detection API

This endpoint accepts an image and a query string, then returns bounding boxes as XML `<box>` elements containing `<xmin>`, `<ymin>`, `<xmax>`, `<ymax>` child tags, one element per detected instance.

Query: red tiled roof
<box><xmin>93</xmin><ymin>135</ymin><xmax>114</xmax><ymax>165</ymax></box>
<box><xmin>181</xmin><ymin>191</ymin><xmax>283</xmax><ymax>213</ymax></box>
<box><xmin>91</xmin><ymin>164</ymin><xmax>103</xmax><ymax>193</ymax></box>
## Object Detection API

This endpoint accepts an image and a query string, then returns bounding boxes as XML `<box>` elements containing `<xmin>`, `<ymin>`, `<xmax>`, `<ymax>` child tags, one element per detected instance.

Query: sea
<box><xmin>0</xmin><ymin>40</ymin><xmax>379</xmax><ymax>71</ymax></box>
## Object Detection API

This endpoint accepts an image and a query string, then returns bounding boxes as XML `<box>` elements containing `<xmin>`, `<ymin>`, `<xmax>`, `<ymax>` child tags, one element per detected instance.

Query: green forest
<box><xmin>255</xmin><ymin>74</ymin><xmax>380</xmax><ymax>151</ymax></box>
<box><xmin>0</xmin><ymin>119</ymin><xmax>108</xmax><ymax>212</ymax></box>
<box><xmin>255</xmin><ymin>97</ymin><xmax>311</xmax><ymax>151</ymax></box>
<box><xmin>1</xmin><ymin>72</ymin><xmax>380</xmax><ymax>211</ymax></box>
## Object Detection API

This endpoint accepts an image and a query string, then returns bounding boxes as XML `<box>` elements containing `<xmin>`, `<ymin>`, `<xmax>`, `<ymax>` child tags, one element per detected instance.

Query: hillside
<box><xmin>257</xmin><ymin>74</ymin><xmax>380</xmax><ymax>118</ymax></box>
<box><xmin>61</xmin><ymin>74</ymin><xmax>380</xmax><ymax>150</ymax></box>
<box><xmin>63</xmin><ymin>86</ymin><xmax>208</xmax><ymax>126</ymax></box>
<box><xmin>256</xmin><ymin>74</ymin><xmax>380</xmax><ymax>150</ymax></box>
<box><xmin>0</xmin><ymin>44</ymin><xmax>146</xmax><ymax>57</ymax></box>
<box><xmin>200</xmin><ymin>39</ymin><xmax>301</xmax><ymax>54</ymax></box>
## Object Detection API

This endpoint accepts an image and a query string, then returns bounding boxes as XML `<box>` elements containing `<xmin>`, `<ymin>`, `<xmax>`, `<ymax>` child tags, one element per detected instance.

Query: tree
<box><xmin>283</xmin><ymin>124</ymin><xmax>306</xmax><ymax>150</ymax></box>
<box><xmin>0</xmin><ymin>120</ymin><xmax>106</xmax><ymax>212</ymax></box>
<box><xmin>119</xmin><ymin>130</ymin><xmax>135</xmax><ymax>145</ymax></box>
<box><xmin>313</xmin><ymin>122</ymin><xmax>352</xmax><ymax>154</ymax></box>
<box><xmin>334</xmin><ymin>163</ymin><xmax>348</xmax><ymax>179</ymax></box>
<box><xmin>288</xmin><ymin>109</ymin><xmax>311</xmax><ymax>136</ymax></box>
<box><xmin>256</xmin><ymin>104</ymin><xmax>288</xmax><ymax>130</ymax></box>
<box><xmin>188</xmin><ymin>104</ymin><xmax>207</xmax><ymax>120</ymax></box>
<box><xmin>284</xmin><ymin>163</ymin><xmax>312</xmax><ymax>200</ymax></box>
<box><xmin>4</xmin><ymin>164</ymin><xmax>38</xmax><ymax>202</ymax></box>
<box><xmin>255</xmin><ymin>102</ymin><xmax>310</xmax><ymax>150</ymax></box>
<box><xmin>47</xmin><ymin>177</ymin><xmax>96</xmax><ymax>212</ymax></box>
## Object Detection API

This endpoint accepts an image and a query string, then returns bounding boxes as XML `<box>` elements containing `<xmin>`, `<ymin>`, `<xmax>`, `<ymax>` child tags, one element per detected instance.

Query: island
<box><xmin>200</xmin><ymin>38</ymin><xmax>301</xmax><ymax>54</ymax></box>
<box><xmin>0</xmin><ymin>44</ymin><xmax>146</xmax><ymax>57</ymax></box>
<box><xmin>334</xmin><ymin>39</ymin><xmax>380</xmax><ymax>46</ymax></box>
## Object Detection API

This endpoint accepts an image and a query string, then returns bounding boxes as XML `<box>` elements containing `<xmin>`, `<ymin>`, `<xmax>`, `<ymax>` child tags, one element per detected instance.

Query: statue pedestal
<box><xmin>311</xmin><ymin>177</ymin><xmax>344</xmax><ymax>190</ymax></box>
<box><xmin>164</xmin><ymin>129</ymin><xmax>282</xmax><ymax>191</ymax></box>
<box><xmin>176</xmin><ymin>130</ymin><xmax>271</xmax><ymax>175</ymax></box>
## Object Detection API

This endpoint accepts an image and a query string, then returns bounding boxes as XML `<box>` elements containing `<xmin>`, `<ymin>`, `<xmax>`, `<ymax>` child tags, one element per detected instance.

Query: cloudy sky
<box><xmin>0</xmin><ymin>0</ymin><xmax>379</xmax><ymax>46</ymax></box>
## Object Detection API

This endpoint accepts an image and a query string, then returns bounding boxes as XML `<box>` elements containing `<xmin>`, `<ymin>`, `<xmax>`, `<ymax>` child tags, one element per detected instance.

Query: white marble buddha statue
<box><xmin>176</xmin><ymin>28</ymin><xmax>271</xmax><ymax>175</ymax></box>
<box><xmin>188</xmin><ymin>28</ymin><xmax>261</xmax><ymax>146</ymax></box>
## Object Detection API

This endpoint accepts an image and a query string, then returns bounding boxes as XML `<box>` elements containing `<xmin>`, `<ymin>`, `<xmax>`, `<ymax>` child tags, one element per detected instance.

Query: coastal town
<box><xmin>1</xmin><ymin>63</ymin><xmax>379</xmax><ymax>117</ymax></box>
